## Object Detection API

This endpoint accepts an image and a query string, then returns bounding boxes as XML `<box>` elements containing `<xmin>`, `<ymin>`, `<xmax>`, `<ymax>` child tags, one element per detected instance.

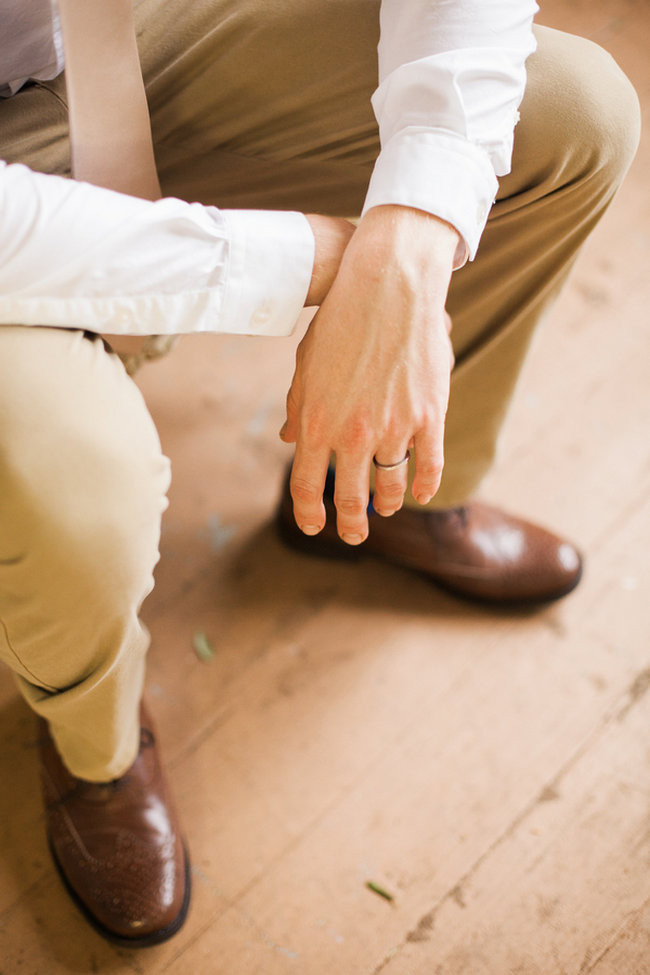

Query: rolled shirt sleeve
<box><xmin>363</xmin><ymin>0</ymin><xmax>539</xmax><ymax>265</ymax></box>
<box><xmin>0</xmin><ymin>161</ymin><xmax>314</xmax><ymax>336</ymax></box>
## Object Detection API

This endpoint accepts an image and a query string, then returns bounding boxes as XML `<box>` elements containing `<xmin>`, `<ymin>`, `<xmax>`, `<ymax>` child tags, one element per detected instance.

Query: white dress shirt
<box><xmin>0</xmin><ymin>0</ymin><xmax>64</xmax><ymax>97</ymax></box>
<box><xmin>0</xmin><ymin>0</ymin><xmax>538</xmax><ymax>338</ymax></box>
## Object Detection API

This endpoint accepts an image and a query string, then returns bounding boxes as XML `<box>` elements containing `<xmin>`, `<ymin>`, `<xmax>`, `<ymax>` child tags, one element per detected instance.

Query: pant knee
<box><xmin>1</xmin><ymin>328</ymin><xmax>169</xmax><ymax>572</ymax></box>
<box><xmin>7</xmin><ymin>427</ymin><xmax>169</xmax><ymax>619</ymax></box>
<box><xmin>525</xmin><ymin>27</ymin><xmax>641</xmax><ymax>191</ymax></box>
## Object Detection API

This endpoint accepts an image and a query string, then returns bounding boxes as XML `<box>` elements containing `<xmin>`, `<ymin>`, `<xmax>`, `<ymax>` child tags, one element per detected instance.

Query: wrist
<box><xmin>358</xmin><ymin>205</ymin><xmax>461</xmax><ymax>274</ymax></box>
<box><xmin>304</xmin><ymin>214</ymin><xmax>355</xmax><ymax>306</ymax></box>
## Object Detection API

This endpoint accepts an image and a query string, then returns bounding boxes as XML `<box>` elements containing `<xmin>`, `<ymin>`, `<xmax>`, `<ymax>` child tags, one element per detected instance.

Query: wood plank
<box><xmin>586</xmin><ymin>897</ymin><xmax>650</xmax><ymax>975</ymax></box>
<box><xmin>0</xmin><ymin>873</ymin><xmax>138</xmax><ymax>975</ymax></box>
<box><xmin>375</xmin><ymin>651</ymin><xmax>650</xmax><ymax>975</ymax></box>
<box><xmin>155</xmin><ymin>494</ymin><xmax>650</xmax><ymax>974</ymax></box>
<box><xmin>3</xmin><ymin>402</ymin><xmax>645</xmax><ymax>970</ymax></box>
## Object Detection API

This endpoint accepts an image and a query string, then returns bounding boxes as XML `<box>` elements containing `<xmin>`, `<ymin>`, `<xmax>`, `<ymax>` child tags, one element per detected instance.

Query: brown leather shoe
<box><xmin>276</xmin><ymin>467</ymin><xmax>582</xmax><ymax>605</ymax></box>
<box><xmin>38</xmin><ymin>704</ymin><xmax>190</xmax><ymax>947</ymax></box>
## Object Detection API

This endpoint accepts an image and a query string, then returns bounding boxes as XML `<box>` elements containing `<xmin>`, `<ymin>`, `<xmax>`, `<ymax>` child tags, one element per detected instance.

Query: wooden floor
<box><xmin>1</xmin><ymin>2</ymin><xmax>649</xmax><ymax>972</ymax></box>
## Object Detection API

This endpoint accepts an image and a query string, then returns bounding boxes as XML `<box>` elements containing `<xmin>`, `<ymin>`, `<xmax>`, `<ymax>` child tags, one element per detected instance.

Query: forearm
<box><xmin>58</xmin><ymin>0</ymin><xmax>160</xmax><ymax>200</ymax></box>
<box><xmin>0</xmin><ymin>163</ymin><xmax>315</xmax><ymax>337</ymax></box>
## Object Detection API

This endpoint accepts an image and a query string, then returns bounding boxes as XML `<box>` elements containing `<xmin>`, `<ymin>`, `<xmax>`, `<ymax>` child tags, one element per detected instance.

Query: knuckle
<box><xmin>418</xmin><ymin>457</ymin><xmax>445</xmax><ymax>481</ymax></box>
<box><xmin>378</xmin><ymin>417</ymin><xmax>403</xmax><ymax>443</ymax></box>
<box><xmin>290</xmin><ymin>476</ymin><xmax>321</xmax><ymax>506</ymax></box>
<box><xmin>335</xmin><ymin>496</ymin><xmax>367</xmax><ymax>518</ymax></box>
<box><xmin>420</xmin><ymin>403</ymin><xmax>441</xmax><ymax>427</ymax></box>
<box><xmin>339</xmin><ymin>415</ymin><xmax>372</xmax><ymax>452</ymax></box>
<box><xmin>300</xmin><ymin>408</ymin><xmax>326</xmax><ymax>443</ymax></box>
<box><xmin>420</xmin><ymin>463</ymin><xmax>443</xmax><ymax>481</ymax></box>
<box><xmin>377</xmin><ymin>481</ymin><xmax>405</xmax><ymax>501</ymax></box>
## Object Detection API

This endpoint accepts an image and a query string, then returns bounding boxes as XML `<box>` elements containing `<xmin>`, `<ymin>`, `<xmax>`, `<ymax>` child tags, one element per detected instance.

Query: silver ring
<box><xmin>373</xmin><ymin>451</ymin><xmax>410</xmax><ymax>472</ymax></box>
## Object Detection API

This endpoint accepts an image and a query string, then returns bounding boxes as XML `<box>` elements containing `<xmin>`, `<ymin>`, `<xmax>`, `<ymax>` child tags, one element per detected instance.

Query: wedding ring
<box><xmin>373</xmin><ymin>451</ymin><xmax>410</xmax><ymax>472</ymax></box>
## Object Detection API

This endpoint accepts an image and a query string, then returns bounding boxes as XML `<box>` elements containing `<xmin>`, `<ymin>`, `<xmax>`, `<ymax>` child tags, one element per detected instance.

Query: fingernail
<box><xmin>300</xmin><ymin>524</ymin><xmax>322</xmax><ymax>536</ymax></box>
<box><xmin>415</xmin><ymin>494</ymin><xmax>432</xmax><ymax>505</ymax></box>
<box><xmin>342</xmin><ymin>533</ymin><xmax>364</xmax><ymax>545</ymax></box>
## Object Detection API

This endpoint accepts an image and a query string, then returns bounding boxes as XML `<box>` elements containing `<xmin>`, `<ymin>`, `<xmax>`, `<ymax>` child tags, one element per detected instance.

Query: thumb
<box><xmin>279</xmin><ymin>382</ymin><xmax>300</xmax><ymax>443</ymax></box>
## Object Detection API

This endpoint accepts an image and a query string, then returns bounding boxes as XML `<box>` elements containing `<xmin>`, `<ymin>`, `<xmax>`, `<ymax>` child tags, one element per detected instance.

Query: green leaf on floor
<box><xmin>366</xmin><ymin>880</ymin><xmax>394</xmax><ymax>902</ymax></box>
<box><xmin>193</xmin><ymin>631</ymin><xmax>215</xmax><ymax>662</ymax></box>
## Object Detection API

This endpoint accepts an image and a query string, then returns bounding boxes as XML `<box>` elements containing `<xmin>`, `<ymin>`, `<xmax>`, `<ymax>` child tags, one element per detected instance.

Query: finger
<box><xmin>332</xmin><ymin>451</ymin><xmax>372</xmax><ymax>545</ymax></box>
<box><xmin>372</xmin><ymin>446</ymin><xmax>410</xmax><ymax>517</ymax></box>
<box><xmin>280</xmin><ymin>414</ymin><xmax>297</xmax><ymax>443</ymax></box>
<box><xmin>290</xmin><ymin>440</ymin><xmax>331</xmax><ymax>535</ymax></box>
<box><xmin>411</xmin><ymin>425</ymin><xmax>445</xmax><ymax>505</ymax></box>
<box><xmin>280</xmin><ymin>377</ymin><xmax>301</xmax><ymax>443</ymax></box>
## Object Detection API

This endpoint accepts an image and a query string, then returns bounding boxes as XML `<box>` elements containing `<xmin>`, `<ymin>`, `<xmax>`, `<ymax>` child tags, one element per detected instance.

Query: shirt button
<box><xmin>476</xmin><ymin>202</ymin><xmax>488</xmax><ymax>224</ymax></box>
<box><xmin>249</xmin><ymin>303</ymin><xmax>272</xmax><ymax>329</ymax></box>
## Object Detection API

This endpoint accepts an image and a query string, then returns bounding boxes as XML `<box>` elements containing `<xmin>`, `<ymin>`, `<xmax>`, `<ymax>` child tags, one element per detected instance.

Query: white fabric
<box><xmin>0</xmin><ymin>163</ymin><xmax>315</xmax><ymax>336</ymax></box>
<box><xmin>0</xmin><ymin>0</ymin><xmax>538</xmax><ymax>337</ymax></box>
<box><xmin>0</xmin><ymin>0</ymin><xmax>63</xmax><ymax>97</ymax></box>
<box><xmin>363</xmin><ymin>0</ymin><xmax>539</xmax><ymax>263</ymax></box>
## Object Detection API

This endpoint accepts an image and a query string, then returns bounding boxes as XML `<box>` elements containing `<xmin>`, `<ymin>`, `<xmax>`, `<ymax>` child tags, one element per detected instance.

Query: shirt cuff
<box><xmin>361</xmin><ymin>126</ymin><xmax>499</xmax><ymax>267</ymax></box>
<box><xmin>220</xmin><ymin>209</ymin><xmax>315</xmax><ymax>336</ymax></box>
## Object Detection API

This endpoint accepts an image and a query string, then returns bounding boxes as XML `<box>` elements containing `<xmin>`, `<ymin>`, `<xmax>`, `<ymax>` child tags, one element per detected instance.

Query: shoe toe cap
<box><xmin>52</xmin><ymin>830</ymin><xmax>190</xmax><ymax>943</ymax></box>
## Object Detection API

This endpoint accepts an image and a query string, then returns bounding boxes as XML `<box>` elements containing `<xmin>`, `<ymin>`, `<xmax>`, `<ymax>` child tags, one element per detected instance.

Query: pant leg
<box><xmin>133</xmin><ymin>4</ymin><xmax>639</xmax><ymax>509</ymax></box>
<box><xmin>427</xmin><ymin>25</ymin><xmax>641</xmax><ymax>506</ymax></box>
<box><xmin>0</xmin><ymin>326</ymin><xmax>170</xmax><ymax>781</ymax></box>
<box><xmin>137</xmin><ymin>0</ymin><xmax>382</xmax><ymax>212</ymax></box>
<box><xmin>0</xmin><ymin>2</ymin><xmax>374</xmax><ymax>783</ymax></box>
<box><xmin>0</xmin><ymin>30</ymin><xmax>171</xmax><ymax>781</ymax></box>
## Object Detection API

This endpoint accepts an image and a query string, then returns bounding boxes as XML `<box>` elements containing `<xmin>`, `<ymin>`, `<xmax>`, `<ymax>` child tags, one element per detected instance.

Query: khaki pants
<box><xmin>0</xmin><ymin>0</ymin><xmax>640</xmax><ymax>780</ymax></box>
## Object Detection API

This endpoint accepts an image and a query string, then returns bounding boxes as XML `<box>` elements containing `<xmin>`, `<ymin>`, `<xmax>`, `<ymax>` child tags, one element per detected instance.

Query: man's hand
<box><xmin>280</xmin><ymin>205</ymin><xmax>459</xmax><ymax>544</ymax></box>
